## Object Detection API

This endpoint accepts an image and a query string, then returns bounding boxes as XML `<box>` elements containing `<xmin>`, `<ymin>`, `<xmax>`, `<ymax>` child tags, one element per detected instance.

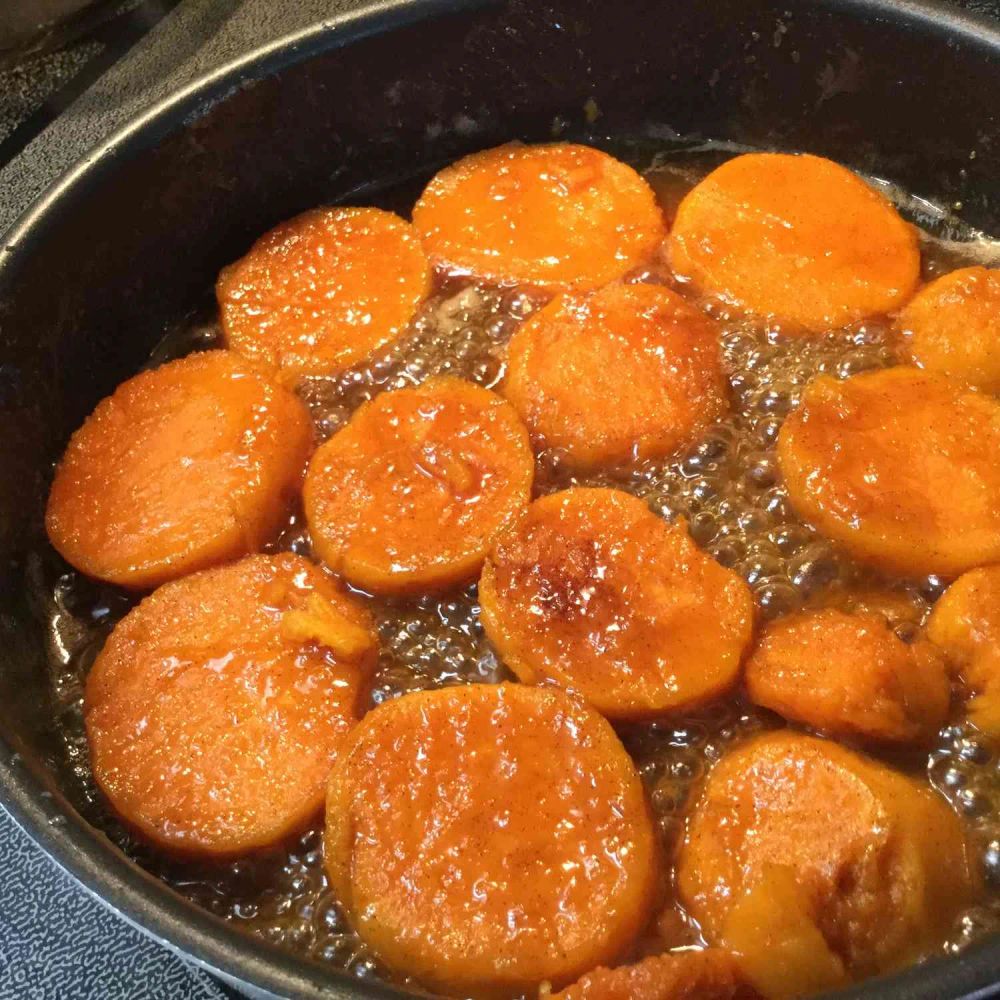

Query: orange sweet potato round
<box><xmin>85</xmin><ymin>553</ymin><xmax>376</xmax><ymax>856</ymax></box>
<box><xmin>777</xmin><ymin>367</ymin><xmax>1000</xmax><ymax>577</ymax></box>
<box><xmin>412</xmin><ymin>142</ymin><xmax>666</xmax><ymax>291</ymax></box>
<box><xmin>503</xmin><ymin>283</ymin><xmax>728</xmax><ymax>469</ymax></box>
<box><xmin>304</xmin><ymin>376</ymin><xmax>533</xmax><ymax>595</ymax></box>
<box><xmin>669</xmin><ymin>153</ymin><xmax>920</xmax><ymax>332</ymax></box>
<box><xmin>551</xmin><ymin>949</ymin><xmax>756</xmax><ymax>1000</ymax></box>
<box><xmin>927</xmin><ymin>564</ymin><xmax>1000</xmax><ymax>736</ymax></box>
<box><xmin>218</xmin><ymin>207</ymin><xmax>431</xmax><ymax>379</ymax></box>
<box><xmin>46</xmin><ymin>350</ymin><xmax>313</xmax><ymax>590</ymax></box>
<box><xmin>324</xmin><ymin>682</ymin><xmax>659</xmax><ymax>996</ymax></box>
<box><xmin>479</xmin><ymin>488</ymin><xmax>754</xmax><ymax>721</ymax></box>
<box><xmin>745</xmin><ymin>608</ymin><xmax>950</xmax><ymax>744</ymax></box>
<box><xmin>677</xmin><ymin>731</ymin><xmax>975</xmax><ymax>980</ymax></box>
<box><xmin>896</xmin><ymin>266</ymin><xmax>1000</xmax><ymax>392</ymax></box>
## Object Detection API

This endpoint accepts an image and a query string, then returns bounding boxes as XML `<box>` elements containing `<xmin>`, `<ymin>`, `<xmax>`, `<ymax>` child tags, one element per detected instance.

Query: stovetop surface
<box><xmin>0</xmin><ymin>3</ymin><xmax>182</xmax><ymax>154</ymax></box>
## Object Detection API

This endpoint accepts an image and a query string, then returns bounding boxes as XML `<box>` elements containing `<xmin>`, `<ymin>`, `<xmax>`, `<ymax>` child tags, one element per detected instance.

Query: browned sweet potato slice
<box><xmin>745</xmin><ymin>608</ymin><xmax>950</xmax><ymax>744</ymax></box>
<box><xmin>777</xmin><ymin>367</ymin><xmax>1000</xmax><ymax>577</ymax></box>
<box><xmin>479</xmin><ymin>488</ymin><xmax>754</xmax><ymax>721</ymax></box>
<box><xmin>503</xmin><ymin>283</ymin><xmax>727</xmax><ymax>469</ymax></box>
<box><xmin>927</xmin><ymin>564</ymin><xmax>1000</xmax><ymax>736</ymax></box>
<box><xmin>412</xmin><ymin>142</ymin><xmax>665</xmax><ymax>291</ymax></box>
<box><xmin>304</xmin><ymin>376</ymin><xmax>533</xmax><ymax>595</ymax></box>
<box><xmin>46</xmin><ymin>350</ymin><xmax>312</xmax><ymax>589</ymax></box>
<box><xmin>669</xmin><ymin>153</ymin><xmax>920</xmax><ymax>332</ymax></box>
<box><xmin>896</xmin><ymin>266</ymin><xmax>1000</xmax><ymax>392</ymax></box>
<box><xmin>551</xmin><ymin>949</ymin><xmax>757</xmax><ymax>1000</ymax></box>
<box><xmin>218</xmin><ymin>206</ymin><xmax>431</xmax><ymax>379</ymax></box>
<box><xmin>85</xmin><ymin>553</ymin><xmax>375</xmax><ymax>856</ymax></box>
<box><xmin>677</xmin><ymin>731</ymin><xmax>975</xmax><ymax>980</ymax></box>
<box><xmin>324</xmin><ymin>683</ymin><xmax>659</xmax><ymax>996</ymax></box>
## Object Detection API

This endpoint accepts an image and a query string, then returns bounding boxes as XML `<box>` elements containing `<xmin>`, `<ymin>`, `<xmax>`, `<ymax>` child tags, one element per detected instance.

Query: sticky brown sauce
<box><xmin>31</xmin><ymin>140</ymin><xmax>1000</xmax><ymax>993</ymax></box>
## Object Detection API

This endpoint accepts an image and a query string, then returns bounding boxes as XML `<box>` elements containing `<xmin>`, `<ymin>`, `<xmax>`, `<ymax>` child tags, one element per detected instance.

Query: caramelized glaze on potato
<box><xmin>479</xmin><ymin>488</ymin><xmax>754</xmax><ymax>720</ymax></box>
<box><xmin>745</xmin><ymin>609</ymin><xmax>950</xmax><ymax>744</ymax></box>
<box><xmin>218</xmin><ymin>207</ymin><xmax>431</xmax><ymax>379</ymax></box>
<box><xmin>678</xmin><ymin>731</ymin><xmax>974</xmax><ymax>980</ymax></box>
<box><xmin>927</xmin><ymin>564</ymin><xmax>1000</xmax><ymax>736</ymax></box>
<box><xmin>46</xmin><ymin>350</ymin><xmax>312</xmax><ymax>589</ymax></box>
<box><xmin>324</xmin><ymin>683</ymin><xmax>659</xmax><ymax>996</ymax></box>
<box><xmin>503</xmin><ymin>283</ymin><xmax>728</xmax><ymax>469</ymax></box>
<box><xmin>777</xmin><ymin>367</ymin><xmax>1000</xmax><ymax>577</ymax></box>
<box><xmin>304</xmin><ymin>376</ymin><xmax>533</xmax><ymax>595</ymax></box>
<box><xmin>413</xmin><ymin>143</ymin><xmax>665</xmax><ymax>291</ymax></box>
<box><xmin>669</xmin><ymin>153</ymin><xmax>920</xmax><ymax>332</ymax></box>
<box><xmin>85</xmin><ymin>554</ymin><xmax>375</xmax><ymax>856</ymax></box>
<box><xmin>896</xmin><ymin>266</ymin><xmax>1000</xmax><ymax>392</ymax></box>
<box><xmin>551</xmin><ymin>949</ymin><xmax>756</xmax><ymax>1000</ymax></box>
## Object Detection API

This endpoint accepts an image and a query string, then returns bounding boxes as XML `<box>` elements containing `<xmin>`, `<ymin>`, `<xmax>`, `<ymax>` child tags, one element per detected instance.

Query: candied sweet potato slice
<box><xmin>503</xmin><ymin>283</ymin><xmax>727</xmax><ymax>469</ymax></box>
<box><xmin>745</xmin><ymin>608</ymin><xmax>950</xmax><ymax>744</ymax></box>
<box><xmin>896</xmin><ymin>266</ymin><xmax>1000</xmax><ymax>392</ymax></box>
<box><xmin>218</xmin><ymin>206</ymin><xmax>431</xmax><ymax>379</ymax></box>
<box><xmin>677</xmin><ymin>731</ymin><xmax>975</xmax><ymax>979</ymax></box>
<box><xmin>669</xmin><ymin>153</ymin><xmax>919</xmax><ymax>332</ymax></box>
<box><xmin>85</xmin><ymin>553</ymin><xmax>375</xmax><ymax>856</ymax></box>
<box><xmin>928</xmin><ymin>564</ymin><xmax>1000</xmax><ymax>736</ymax></box>
<box><xmin>324</xmin><ymin>683</ymin><xmax>659</xmax><ymax>996</ymax></box>
<box><xmin>304</xmin><ymin>376</ymin><xmax>533</xmax><ymax>595</ymax></box>
<box><xmin>46</xmin><ymin>350</ymin><xmax>312</xmax><ymax>589</ymax></box>
<box><xmin>479</xmin><ymin>488</ymin><xmax>754</xmax><ymax>720</ymax></box>
<box><xmin>413</xmin><ymin>142</ymin><xmax>665</xmax><ymax>291</ymax></box>
<box><xmin>777</xmin><ymin>367</ymin><xmax>1000</xmax><ymax>577</ymax></box>
<box><xmin>551</xmin><ymin>948</ymin><xmax>756</xmax><ymax>1000</ymax></box>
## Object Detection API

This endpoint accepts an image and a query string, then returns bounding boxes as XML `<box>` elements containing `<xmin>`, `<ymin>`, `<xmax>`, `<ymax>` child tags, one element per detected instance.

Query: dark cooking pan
<box><xmin>1</xmin><ymin>0</ymin><xmax>999</xmax><ymax>997</ymax></box>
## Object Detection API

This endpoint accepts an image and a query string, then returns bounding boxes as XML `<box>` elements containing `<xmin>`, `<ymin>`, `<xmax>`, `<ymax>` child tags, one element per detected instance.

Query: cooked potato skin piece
<box><xmin>503</xmin><ymin>283</ymin><xmax>727</xmax><ymax>469</ymax></box>
<box><xmin>324</xmin><ymin>683</ymin><xmax>659</xmax><ymax>997</ymax></box>
<box><xmin>669</xmin><ymin>153</ymin><xmax>920</xmax><ymax>332</ymax></box>
<box><xmin>777</xmin><ymin>367</ymin><xmax>1000</xmax><ymax>577</ymax></box>
<box><xmin>46</xmin><ymin>350</ymin><xmax>312</xmax><ymax>590</ymax></box>
<box><xmin>677</xmin><ymin>731</ymin><xmax>975</xmax><ymax>979</ymax></box>
<box><xmin>86</xmin><ymin>554</ymin><xmax>375</xmax><ymax>857</ymax></box>
<box><xmin>928</xmin><ymin>564</ymin><xmax>1000</xmax><ymax>735</ymax></box>
<box><xmin>745</xmin><ymin>609</ymin><xmax>950</xmax><ymax>743</ymax></box>
<box><xmin>413</xmin><ymin>142</ymin><xmax>666</xmax><ymax>291</ymax></box>
<box><xmin>304</xmin><ymin>376</ymin><xmax>533</xmax><ymax>595</ymax></box>
<box><xmin>218</xmin><ymin>206</ymin><xmax>431</xmax><ymax>379</ymax></box>
<box><xmin>897</xmin><ymin>266</ymin><xmax>1000</xmax><ymax>392</ymax></box>
<box><xmin>479</xmin><ymin>488</ymin><xmax>754</xmax><ymax>720</ymax></box>
<box><xmin>551</xmin><ymin>949</ymin><xmax>757</xmax><ymax>1000</ymax></box>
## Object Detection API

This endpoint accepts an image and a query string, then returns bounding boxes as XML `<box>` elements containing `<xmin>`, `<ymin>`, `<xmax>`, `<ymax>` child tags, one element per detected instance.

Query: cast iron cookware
<box><xmin>1</xmin><ymin>1</ymin><xmax>999</xmax><ymax>997</ymax></box>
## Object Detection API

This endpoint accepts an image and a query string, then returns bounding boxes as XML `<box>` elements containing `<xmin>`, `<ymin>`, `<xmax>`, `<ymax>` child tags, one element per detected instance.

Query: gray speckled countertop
<box><xmin>1</xmin><ymin>814</ymin><xmax>230</xmax><ymax>999</ymax></box>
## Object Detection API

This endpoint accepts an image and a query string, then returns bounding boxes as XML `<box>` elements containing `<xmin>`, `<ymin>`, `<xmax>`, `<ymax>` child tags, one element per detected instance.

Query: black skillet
<box><xmin>1</xmin><ymin>1</ymin><xmax>999</xmax><ymax>997</ymax></box>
